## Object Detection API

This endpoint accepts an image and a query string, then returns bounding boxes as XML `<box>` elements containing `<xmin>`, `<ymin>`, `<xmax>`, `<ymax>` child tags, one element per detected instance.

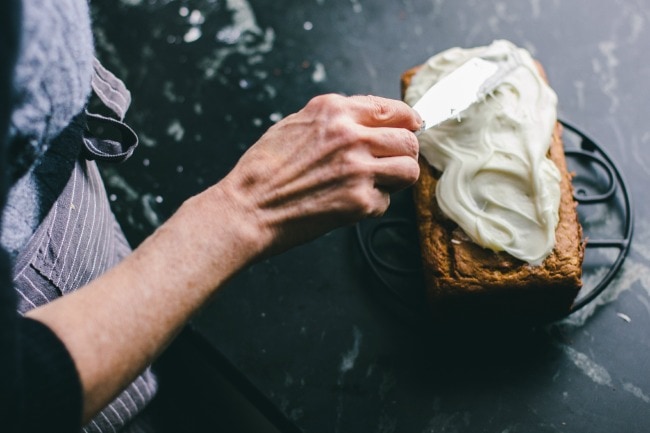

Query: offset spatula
<box><xmin>413</xmin><ymin>54</ymin><xmax>523</xmax><ymax>132</ymax></box>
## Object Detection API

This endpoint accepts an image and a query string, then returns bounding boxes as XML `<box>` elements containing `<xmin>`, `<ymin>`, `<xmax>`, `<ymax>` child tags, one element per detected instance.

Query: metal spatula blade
<box><xmin>413</xmin><ymin>56</ymin><xmax>519</xmax><ymax>131</ymax></box>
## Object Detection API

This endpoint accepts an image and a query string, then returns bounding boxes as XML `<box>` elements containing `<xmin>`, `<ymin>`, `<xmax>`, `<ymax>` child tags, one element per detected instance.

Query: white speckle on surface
<box><xmin>155</xmin><ymin>195</ymin><xmax>163</xmax><ymax>204</ymax></box>
<box><xmin>530</xmin><ymin>0</ymin><xmax>541</xmax><ymax>18</ymax></box>
<box><xmin>200</xmin><ymin>0</ymin><xmax>275</xmax><ymax>79</ymax></box>
<box><xmin>141</xmin><ymin>194</ymin><xmax>162</xmax><ymax>227</ymax></box>
<box><xmin>634</xmin><ymin>132</ymin><xmax>650</xmax><ymax>177</ymax></box>
<box><xmin>188</xmin><ymin>10</ymin><xmax>205</xmax><ymax>25</ymax></box>
<box><xmin>289</xmin><ymin>407</ymin><xmax>304</xmax><ymax>422</ymax></box>
<box><xmin>377</xmin><ymin>412</ymin><xmax>397</xmax><ymax>433</ymax></box>
<box><xmin>351</xmin><ymin>0</ymin><xmax>362</xmax><ymax>14</ymax></box>
<box><xmin>179</xmin><ymin>6</ymin><xmax>189</xmax><ymax>17</ymax></box>
<box><xmin>166</xmin><ymin>120</ymin><xmax>185</xmax><ymax>142</ymax></box>
<box><xmin>119</xmin><ymin>0</ymin><xmax>142</xmax><ymax>6</ymax></box>
<box><xmin>139</xmin><ymin>132</ymin><xmax>157</xmax><ymax>148</ymax></box>
<box><xmin>623</xmin><ymin>382</ymin><xmax>650</xmax><ymax>403</ymax></box>
<box><xmin>423</xmin><ymin>399</ymin><xmax>471</xmax><ymax>433</ymax></box>
<box><xmin>562</xmin><ymin>345</ymin><xmax>612</xmax><ymax>387</ymax></box>
<box><xmin>303</xmin><ymin>21</ymin><xmax>313</xmax><ymax>31</ymax></box>
<box><xmin>495</xmin><ymin>2</ymin><xmax>512</xmax><ymax>22</ymax></box>
<box><xmin>627</xmin><ymin>13</ymin><xmax>645</xmax><ymax>43</ymax></box>
<box><xmin>595</xmin><ymin>41</ymin><xmax>620</xmax><ymax>114</ymax></box>
<box><xmin>142</xmin><ymin>158</ymin><xmax>150</xmax><ymax>167</ymax></box>
<box><xmin>216</xmin><ymin>27</ymin><xmax>243</xmax><ymax>44</ymax></box>
<box><xmin>269</xmin><ymin>112</ymin><xmax>283</xmax><ymax>122</ymax></box>
<box><xmin>284</xmin><ymin>372</ymin><xmax>293</xmax><ymax>387</ymax></box>
<box><xmin>252</xmin><ymin>118</ymin><xmax>263</xmax><ymax>127</ymax></box>
<box><xmin>616</xmin><ymin>312</ymin><xmax>632</xmax><ymax>323</ymax></box>
<box><xmin>574</xmin><ymin>80</ymin><xmax>585</xmax><ymax>110</ymax></box>
<box><xmin>312</xmin><ymin>61</ymin><xmax>327</xmax><ymax>83</ymax></box>
<box><xmin>253</xmin><ymin>69</ymin><xmax>268</xmax><ymax>80</ymax></box>
<box><xmin>340</xmin><ymin>326</ymin><xmax>362</xmax><ymax>373</ymax></box>
<box><xmin>264</xmin><ymin>84</ymin><xmax>277</xmax><ymax>99</ymax></box>
<box><xmin>183</xmin><ymin>27</ymin><xmax>202</xmax><ymax>43</ymax></box>
<box><xmin>162</xmin><ymin>81</ymin><xmax>178</xmax><ymax>102</ymax></box>
<box><xmin>105</xmin><ymin>172</ymin><xmax>139</xmax><ymax>201</ymax></box>
<box><xmin>379</xmin><ymin>371</ymin><xmax>396</xmax><ymax>401</ymax></box>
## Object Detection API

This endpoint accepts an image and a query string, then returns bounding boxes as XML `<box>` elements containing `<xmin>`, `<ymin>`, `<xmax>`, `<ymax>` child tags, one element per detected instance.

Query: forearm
<box><xmin>24</xmin><ymin>93</ymin><xmax>421</xmax><ymax>426</ymax></box>
<box><xmin>26</xmin><ymin>181</ymin><xmax>264</xmax><ymax>423</ymax></box>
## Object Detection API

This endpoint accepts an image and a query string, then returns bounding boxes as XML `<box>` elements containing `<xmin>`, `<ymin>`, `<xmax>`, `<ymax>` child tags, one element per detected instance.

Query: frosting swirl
<box><xmin>404</xmin><ymin>40</ymin><xmax>561</xmax><ymax>265</ymax></box>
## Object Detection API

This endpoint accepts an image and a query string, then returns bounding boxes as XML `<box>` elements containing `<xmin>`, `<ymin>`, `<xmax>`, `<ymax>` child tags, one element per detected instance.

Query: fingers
<box><xmin>357</xmin><ymin>125</ymin><xmax>419</xmax><ymax>158</ymax></box>
<box><xmin>352</xmin><ymin>124</ymin><xmax>419</xmax><ymax>191</ymax></box>
<box><xmin>371</xmin><ymin>155</ymin><xmax>421</xmax><ymax>193</ymax></box>
<box><xmin>347</xmin><ymin>94</ymin><xmax>422</xmax><ymax>131</ymax></box>
<box><xmin>363</xmin><ymin>187</ymin><xmax>391</xmax><ymax>218</ymax></box>
<box><xmin>343</xmin><ymin>97</ymin><xmax>420</xmax><ymax>191</ymax></box>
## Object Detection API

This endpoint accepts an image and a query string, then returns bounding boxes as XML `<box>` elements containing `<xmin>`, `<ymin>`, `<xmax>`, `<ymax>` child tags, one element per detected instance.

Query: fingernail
<box><xmin>415</xmin><ymin>121</ymin><xmax>426</xmax><ymax>137</ymax></box>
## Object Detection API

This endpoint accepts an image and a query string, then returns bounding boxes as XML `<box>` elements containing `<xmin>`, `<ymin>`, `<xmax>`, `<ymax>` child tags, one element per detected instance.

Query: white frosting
<box><xmin>404</xmin><ymin>40</ymin><xmax>561</xmax><ymax>265</ymax></box>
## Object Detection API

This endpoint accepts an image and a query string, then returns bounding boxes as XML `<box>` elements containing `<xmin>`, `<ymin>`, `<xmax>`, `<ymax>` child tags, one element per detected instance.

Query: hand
<box><xmin>219</xmin><ymin>93</ymin><xmax>422</xmax><ymax>255</ymax></box>
<box><xmin>25</xmin><ymin>94</ymin><xmax>420</xmax><ymax>423</ymax></box>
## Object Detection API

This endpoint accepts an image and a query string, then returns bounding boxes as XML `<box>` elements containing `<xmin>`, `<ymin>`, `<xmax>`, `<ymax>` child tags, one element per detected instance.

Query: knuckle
<box><xmin>307</xmin><ymin>93</ymin><xmax>344</xmax><ymax>114</ymax></box>
<box><xmin>366</xmin><ymin>95</ymin><xmax>394</xmax><ymax>123</ymax></box>
<box><xmin>326</xmin><ymin>122</ymin><xmax>363</xmax><ymax>153</ymax></box>
<box><xmin>335</xmin><ymin>150</ymin><xmax>367</xmax><ymax>180</ymax></box>
<box><xmin>350</xmin><ymin>185</ymin><xmax>375</xmax><ymax>215</ymax></box>
<box><xmin>401</xmin><ymin>130</ymin><xmax>419</xmax><ymax>157</ymax></box>
<box><xmin>348</xmin><ymin>184</ymin><xmax>386</xmax><ymax>218</ymax></box>
<box><xmin>371</xmin><ymin>207</ymin><xmax>388</xmax><ymax>218</ymax></box>
<box><xmin>409</xmin><ymin>132</ymin><xmax>420</xmax><ymax>156</ymax></box>
<box><xmin>337</xmin><ymin>123</ymin><xmax>362</xmax><ymax>145</ymax></box>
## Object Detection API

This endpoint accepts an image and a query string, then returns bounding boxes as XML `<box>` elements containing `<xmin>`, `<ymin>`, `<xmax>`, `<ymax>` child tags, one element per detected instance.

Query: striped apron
<box><xmin>11</xmin><ymin>60</ymin><xmax>157</xmax><ymax>433</ymax></box>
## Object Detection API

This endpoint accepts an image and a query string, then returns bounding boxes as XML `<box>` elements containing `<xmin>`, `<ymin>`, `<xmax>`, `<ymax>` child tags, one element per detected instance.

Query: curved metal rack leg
<box><xmin>561</xmin><ymin>121</ymin><xmax>634</xmax><ymax>313</ymax></box>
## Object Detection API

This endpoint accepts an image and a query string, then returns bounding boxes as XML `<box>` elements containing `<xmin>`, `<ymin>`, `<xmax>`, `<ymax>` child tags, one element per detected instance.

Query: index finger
<box><xmin>347</xmin><ymin>95</ymin><xmax>422</xmax><ymax>131</ymax></box>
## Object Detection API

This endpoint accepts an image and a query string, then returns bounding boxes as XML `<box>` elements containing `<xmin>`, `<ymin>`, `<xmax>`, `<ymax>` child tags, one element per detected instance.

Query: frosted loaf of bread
<box><xmin>402</xmin><ymin>40</ymin><xmax>585</xmax><ymax>323</ymax></box>
<box><xmin>405</xmin><ymin>40</ymin><xmax>561</xmax><ymax>265</ymax></box>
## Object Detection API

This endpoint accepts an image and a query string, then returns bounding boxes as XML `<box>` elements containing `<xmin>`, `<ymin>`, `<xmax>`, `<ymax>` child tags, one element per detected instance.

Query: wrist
<box><xmin>180</xmin><ymin>176</ymin><xmax>271</xmax><ymax>267</ymax></box>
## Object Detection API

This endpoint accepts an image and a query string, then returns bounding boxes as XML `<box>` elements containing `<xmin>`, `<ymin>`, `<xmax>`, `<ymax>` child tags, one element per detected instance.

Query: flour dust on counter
<box><xmin>91</xmin><ymin>0</ymin><xmax>284</xmax><ymax>246</ymax></box>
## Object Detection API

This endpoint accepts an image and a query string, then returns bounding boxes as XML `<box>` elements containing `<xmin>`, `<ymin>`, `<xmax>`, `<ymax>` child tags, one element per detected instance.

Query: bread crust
<box><xmin>402</xmin><ymin>63</ymin><xmax>585</xmax><ymax>323</ymax></box>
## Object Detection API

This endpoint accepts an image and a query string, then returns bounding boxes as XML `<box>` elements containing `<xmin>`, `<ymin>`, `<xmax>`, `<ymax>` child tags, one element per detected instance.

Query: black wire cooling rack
<box><xmin>355</xmin><ymin>121</ymin><xmax>634</xmax><ymax>324</ymax></box>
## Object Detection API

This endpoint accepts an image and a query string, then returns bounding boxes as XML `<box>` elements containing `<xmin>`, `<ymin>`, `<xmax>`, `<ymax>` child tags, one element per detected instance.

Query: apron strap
<box><xmin>83</xmin><ymin>58</ymin><xmax>138</xmax><ymax>163</ymax></box>
<box><xmin>91</xmin><ymin>57</ymin><xmax>131</xmax><ymax>121</ymax></box>
<box><xmin>82</xmin><ymin>111</ymin><xmax>138</xmax><ymax>163</ymax></box>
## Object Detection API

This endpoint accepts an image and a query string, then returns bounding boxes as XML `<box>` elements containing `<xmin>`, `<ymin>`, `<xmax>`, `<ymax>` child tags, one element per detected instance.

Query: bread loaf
<box><xmin>402</xmin><ymin>42</ymin><xmax>585</xmax><ymax>324</ymax></box>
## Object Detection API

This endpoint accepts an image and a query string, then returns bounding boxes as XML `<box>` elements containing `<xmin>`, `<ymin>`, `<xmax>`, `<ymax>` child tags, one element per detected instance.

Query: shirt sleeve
<box><xmin>0</xmin><ymin>0</ymin><xmax>83</xmax><ymax>431</ymax></box>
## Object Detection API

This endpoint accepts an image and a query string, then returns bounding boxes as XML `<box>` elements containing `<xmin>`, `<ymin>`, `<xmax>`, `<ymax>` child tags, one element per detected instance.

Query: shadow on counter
<box><xmin>138</xmin><ymin>327</ymin><xmax>284</xmax><ymax>433</ymax></box>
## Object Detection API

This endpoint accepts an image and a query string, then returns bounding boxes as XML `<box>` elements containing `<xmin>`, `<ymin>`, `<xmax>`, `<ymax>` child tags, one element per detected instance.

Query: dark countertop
<box><xmin>92</xmin><ymin>1</ymin><xmax>650</xmax><ymax>432</ymax></box>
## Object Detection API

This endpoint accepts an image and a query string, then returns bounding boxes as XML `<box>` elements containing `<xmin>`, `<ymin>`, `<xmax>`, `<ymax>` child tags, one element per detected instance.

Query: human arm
<box><xmin>26</xmin><ymin>93</ymin><xmax>421</xmax><ymax>424</ymax></box>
